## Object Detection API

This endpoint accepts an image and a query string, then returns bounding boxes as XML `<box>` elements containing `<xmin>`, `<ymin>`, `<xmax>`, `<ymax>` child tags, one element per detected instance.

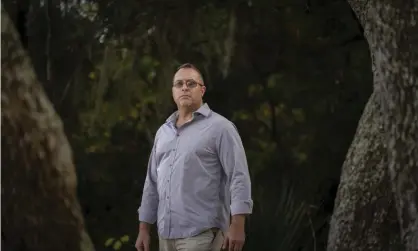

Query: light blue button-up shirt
<box><xmin>138</xmin><ymin>103</ymin><xmax>253</xmax><ymax>239</ymax></box>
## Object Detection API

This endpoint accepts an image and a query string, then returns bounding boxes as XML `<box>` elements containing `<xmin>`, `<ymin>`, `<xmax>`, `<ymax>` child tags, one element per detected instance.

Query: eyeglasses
<box><xmin>173</xmin><ymin>79</ymin><xmax>203</xmax><ymax>89</ymax></box>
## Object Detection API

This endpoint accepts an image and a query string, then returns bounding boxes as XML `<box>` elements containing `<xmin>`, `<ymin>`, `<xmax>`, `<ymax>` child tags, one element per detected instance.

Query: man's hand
<box><xmin>135</xmin><ymin>223</ymin><xmax>151</xmax><ymax>251</ymax></box>
<box><xmin>222</xmin><ymin>216</ymin><xmax>246</xmax><ymax>251</ymax></box>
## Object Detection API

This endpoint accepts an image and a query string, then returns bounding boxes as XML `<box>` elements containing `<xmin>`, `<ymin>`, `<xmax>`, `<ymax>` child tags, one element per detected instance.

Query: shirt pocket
<box><xmin>155</xmin><ymin>139</ymin><xmax>174</xmax><ymax>163</ymax></box>
<box><xmin>155</xmin><ymin>139</ymin><xmax>175</xmax><ymax>186</ymax></box>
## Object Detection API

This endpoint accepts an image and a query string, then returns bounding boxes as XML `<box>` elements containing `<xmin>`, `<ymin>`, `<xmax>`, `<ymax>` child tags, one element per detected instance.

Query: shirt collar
<box><xmin>165</xmin><ymin>103</ymin><xmax>211</xmax><ymax>125</ymax></box>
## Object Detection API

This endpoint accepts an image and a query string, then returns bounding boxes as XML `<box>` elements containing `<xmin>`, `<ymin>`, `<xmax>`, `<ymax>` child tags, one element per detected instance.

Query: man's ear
<box><xmin>202</xmin><ymin>86</ymin><xmax>206</xmax><ymax>96</ymax></box>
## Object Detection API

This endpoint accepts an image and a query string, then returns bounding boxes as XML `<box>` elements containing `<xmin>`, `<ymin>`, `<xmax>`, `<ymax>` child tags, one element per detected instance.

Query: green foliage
<box><xmin>247</xmin><ymin>179</ymin><xmax>326</xmax><ymax>251</ymax></box>
<box><xmin>104</xmin><ymin>235</ymin><xmax>130</xmax><ymax>250</ymax></box>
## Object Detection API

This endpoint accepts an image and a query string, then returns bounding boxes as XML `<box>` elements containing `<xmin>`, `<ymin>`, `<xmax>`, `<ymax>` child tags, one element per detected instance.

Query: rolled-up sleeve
<box><xmin>216</xmin><ymin>122</ymin><xmax>253</xmax><ymax>216</ymax></box>
<box><xmin>137</xmin><ymin>140</ymin><xmax>159</xmax><ymax>224</ymax></box>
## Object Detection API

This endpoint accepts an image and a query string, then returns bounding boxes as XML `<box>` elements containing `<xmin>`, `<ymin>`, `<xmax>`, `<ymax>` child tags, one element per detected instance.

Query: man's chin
<box><xmin>178</xmin><ymin>100</ymin><xmax>192</xmax><ymax>107</ymax></box>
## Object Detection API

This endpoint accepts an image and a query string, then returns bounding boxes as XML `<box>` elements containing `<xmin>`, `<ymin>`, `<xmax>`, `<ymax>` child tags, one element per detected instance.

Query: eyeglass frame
<box><xmin>172</xmin><ymin>79</ymin><xmax>204</xmax><ymax>89</ymax></box>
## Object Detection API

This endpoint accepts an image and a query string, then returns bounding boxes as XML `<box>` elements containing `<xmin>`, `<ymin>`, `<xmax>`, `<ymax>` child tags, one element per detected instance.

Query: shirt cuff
<box><xmin>230</xmin><ymin>200</ymin><xmax>253</xmax><ymax>215</ymax></box>
<box><xmin>137</xmin><ymin>206</ymin><xmax>157</xmax><ymax>224</ymax></box>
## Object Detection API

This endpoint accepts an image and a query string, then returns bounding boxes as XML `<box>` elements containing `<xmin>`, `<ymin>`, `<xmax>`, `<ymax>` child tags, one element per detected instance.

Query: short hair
<box><xmin>176</xmin><ymin>63</ymin><xmax>204</xmax><ymax>84</ymax></box>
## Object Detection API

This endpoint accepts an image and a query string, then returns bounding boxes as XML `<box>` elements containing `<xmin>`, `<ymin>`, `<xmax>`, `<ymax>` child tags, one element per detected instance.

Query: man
<box><xmin>135</xmin><ymin>63</ymin><xmax>253</xmax><ymax>251</ymax></box>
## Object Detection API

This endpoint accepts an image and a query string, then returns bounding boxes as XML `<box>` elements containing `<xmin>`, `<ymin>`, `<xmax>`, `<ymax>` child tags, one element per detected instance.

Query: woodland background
<box><xmin>3</xmin><ymin>0</ymin><xmax>382</xmax><ymax>250</ymax></box>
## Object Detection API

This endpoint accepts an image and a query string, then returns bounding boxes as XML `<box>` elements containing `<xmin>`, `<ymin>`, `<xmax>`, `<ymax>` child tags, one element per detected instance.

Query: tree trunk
<box><xmin>328</xmin><ymin>0</ymin><xmax>418</xmax><ymax>250</ymax></box>
<box><xmin>1</xmin><ymin>7</ymin><xmax>95</xmax><ymax>251</ymax></box>
<box><xmin>365</xmin><ymin>4</ymin><xmax>418</xmax><ymax>250</ymax></box>
<box><xmin>327</xmin><ymin>92</ymin><xmax>402</xmax><ymax>250</ymax></box>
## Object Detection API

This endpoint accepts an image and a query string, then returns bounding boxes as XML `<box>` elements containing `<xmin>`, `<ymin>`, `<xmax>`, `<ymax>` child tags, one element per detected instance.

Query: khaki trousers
<box><xmin>159</xmin><ymin>229</ymin><xmax>224</xmax><ymax>251</ymax></box>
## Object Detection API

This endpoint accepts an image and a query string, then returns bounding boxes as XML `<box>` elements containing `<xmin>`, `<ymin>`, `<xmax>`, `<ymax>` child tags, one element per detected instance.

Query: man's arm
<box><xmin>216</xmin><ymin>122</ymin><xmax>253</xmax><ymax>221</ymax></box>
<box><xmin>137</xmin><ymin>139</ymin><xmax>159</xmax><ymax>229</ymax></box>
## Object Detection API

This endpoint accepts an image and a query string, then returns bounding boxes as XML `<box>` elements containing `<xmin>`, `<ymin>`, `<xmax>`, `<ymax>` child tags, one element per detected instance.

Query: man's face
<box><xmin>172</xmin><ymin>68</ymin><xmax>206</xmax><ymax>108</ymax></box>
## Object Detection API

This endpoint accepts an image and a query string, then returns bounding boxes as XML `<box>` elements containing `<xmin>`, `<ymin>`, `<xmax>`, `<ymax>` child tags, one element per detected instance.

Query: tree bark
<box><xmin>327</xmin><ymin>92</ymin><xmax>402</xmax><ymax>251</ymax></box>
<box><xmin>328</xmin><ymin>0</ymin><xmax>418</xmax><ymax>250</ymax></box>
<box><xmin>1</xmin><ymin>7</ymin><xmax>95</xmax><ymax>251</ymax></box>
<box><xmin>366</xmin><ymin>4</ymin><xmax>418</xmax><ymax>251</ymax></box>
<box><xmin>350</xmin><ymin>0</ymin><xmax>418</xmax><ymax>249</ymax></box>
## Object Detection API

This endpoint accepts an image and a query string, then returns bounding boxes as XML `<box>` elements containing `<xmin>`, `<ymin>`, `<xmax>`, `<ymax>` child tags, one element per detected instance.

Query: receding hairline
<box><xmin>175</xmin><ymin>63</ymin><xmax>205</xmax><ymax>84</ymax></box>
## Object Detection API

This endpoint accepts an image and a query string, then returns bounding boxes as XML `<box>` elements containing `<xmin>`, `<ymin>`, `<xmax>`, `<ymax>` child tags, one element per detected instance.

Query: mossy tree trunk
<box><xmin>1</xmin><ymin>7</ymin><xmax>95</xmax><ymax>251</ymax></box>
<box><xmin>328</xmin><ymin>0</ymin><xmax>418</xmax><ymax>250</ymax></box>
<box><xmin>327</xmin><ymin>93</ymin><xmax>401</xmax><ymax>250</ymax></box>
